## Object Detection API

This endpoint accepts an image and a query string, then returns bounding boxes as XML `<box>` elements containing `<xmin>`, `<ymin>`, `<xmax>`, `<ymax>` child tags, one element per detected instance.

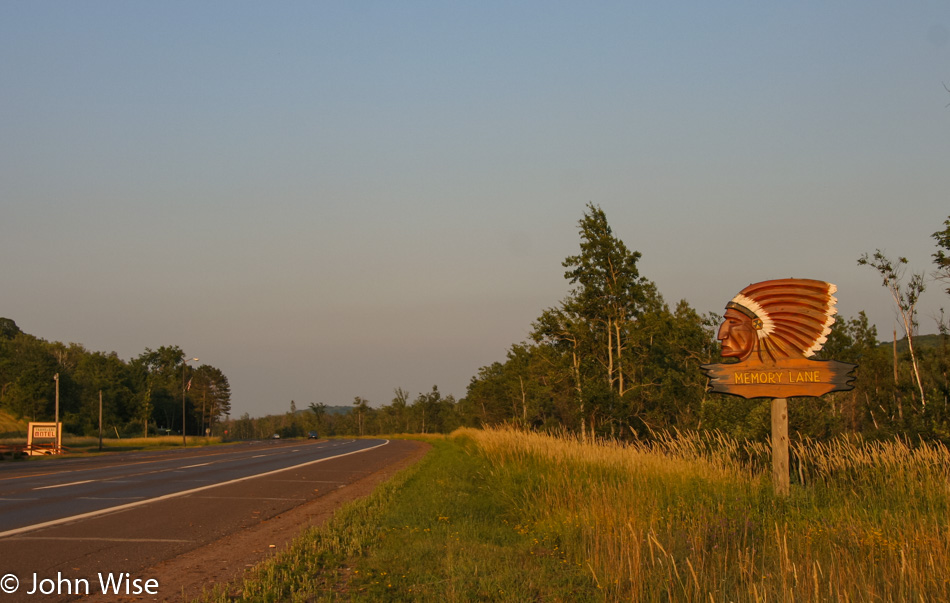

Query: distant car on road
<box><xmin>270</xmin><ymin>433</ymin><xmax>280</xmax><ymax>439</ymax></box>
<box><xmin>307</xmin><ymin>431</ymin><xmax>319</xmax><ymax>439</ymax></box>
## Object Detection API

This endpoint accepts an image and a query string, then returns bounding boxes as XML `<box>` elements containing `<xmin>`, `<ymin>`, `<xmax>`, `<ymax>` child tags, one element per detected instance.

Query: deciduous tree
<box><xmin>858</xmin><ymin>250</ymin><xmax>927</xmax><ymax>408</ymax></box>
<box><xmin>562</xmin><ymin>203</ymin><xmax>647</xmax><ymax>398</ymax></box>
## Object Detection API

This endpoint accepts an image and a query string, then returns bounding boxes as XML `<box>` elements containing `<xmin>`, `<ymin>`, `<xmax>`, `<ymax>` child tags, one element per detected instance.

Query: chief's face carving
<box><xmin>718</xmin><ymin>308</ymin><xmax>757</xmax><ymax>359</ymax></box>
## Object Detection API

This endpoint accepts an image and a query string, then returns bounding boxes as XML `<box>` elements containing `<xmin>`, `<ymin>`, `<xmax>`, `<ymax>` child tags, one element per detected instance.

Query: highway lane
<box><xmin>0</xmin><ymin>438</ymin><xmax>387</xmax><ymax>535</ymax></box>
<box><xmin>0</xmin><ymin>438</ymin><xmax>423</xmax><ymax>602</ymax></box>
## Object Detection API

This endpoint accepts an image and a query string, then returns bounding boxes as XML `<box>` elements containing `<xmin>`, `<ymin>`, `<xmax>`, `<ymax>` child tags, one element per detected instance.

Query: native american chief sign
<box><xmin>701</xmin><ymin>279</ymin><xmax>857</xmax><ymax>398</ymax></box>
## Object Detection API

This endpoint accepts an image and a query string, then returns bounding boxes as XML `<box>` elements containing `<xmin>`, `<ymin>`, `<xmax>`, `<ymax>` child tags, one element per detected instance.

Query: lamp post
<box><xmin>182</xmin><ymin>357</ymin><xmax>199</xmax><ymax>446</ymax></box>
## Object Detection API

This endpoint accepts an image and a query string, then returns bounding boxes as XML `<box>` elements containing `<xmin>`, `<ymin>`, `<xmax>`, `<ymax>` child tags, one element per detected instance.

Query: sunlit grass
<box><xmin>465</xmin><ymin>426</ymin><xmax>950</xmax><ymax>602</ymax></box>
<box><xmin>0</xmin><ymin>410</ymin><xmax>26</xmax><ymax>436</ymax></box>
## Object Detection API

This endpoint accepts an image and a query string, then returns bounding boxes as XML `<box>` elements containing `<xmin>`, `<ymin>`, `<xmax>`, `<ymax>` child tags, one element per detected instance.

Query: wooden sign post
<box><xmin>771</xmin><ymin>398</ymin><xmax>789</xmax><ymax>495</ymax></box>
<box><xmin>701</xmin><ymin>279</ymin><xmax>856</xmax><ymax>496</ymax></box>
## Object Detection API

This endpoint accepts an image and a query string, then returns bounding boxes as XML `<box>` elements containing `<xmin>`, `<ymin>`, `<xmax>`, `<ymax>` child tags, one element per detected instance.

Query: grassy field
<box><xmin>470</xmin><ymin>428</ymin><xmax>950</xmax><ymax>601</ymax></box>
<box><xmin>0</xmin><ymin>409</ymin><xmax>26</xmax><ymax>436</ymax></box>
<box><xmin>61</xmin><ymin>435</ymin><xmax>223</xmax><ymax>452</ymax></box>
<box><xmin>207</xmin><ymin>427</ymin><xmax>950</xmax><ymax>601</ymax></box>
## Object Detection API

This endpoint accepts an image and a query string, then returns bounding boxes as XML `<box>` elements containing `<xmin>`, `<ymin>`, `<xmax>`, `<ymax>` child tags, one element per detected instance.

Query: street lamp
<box><xmin>182</xmin><ymin>357</ymin><xmax>199</xmax><ymax>446</ymax></box>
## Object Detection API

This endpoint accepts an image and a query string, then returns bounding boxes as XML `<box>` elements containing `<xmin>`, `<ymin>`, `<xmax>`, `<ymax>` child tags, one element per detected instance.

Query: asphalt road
<box><xmin>0</xmin><ymin>438</ymin><xmax>419</xmax><ymax>602</ymax></box>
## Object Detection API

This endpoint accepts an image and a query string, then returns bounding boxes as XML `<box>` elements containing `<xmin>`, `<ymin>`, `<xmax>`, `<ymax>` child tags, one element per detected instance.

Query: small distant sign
<box><xmin>27</xmin><ymin>422</ymin><xmax>62</xmax><ymax>455</ymax></box>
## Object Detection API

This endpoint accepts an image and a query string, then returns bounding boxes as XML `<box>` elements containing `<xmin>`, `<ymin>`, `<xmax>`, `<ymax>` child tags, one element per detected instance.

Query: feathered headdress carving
<box><xmin>726</xmin><ymin>279</ymin><xmax>837</xmax><ymax>361</ymax></box>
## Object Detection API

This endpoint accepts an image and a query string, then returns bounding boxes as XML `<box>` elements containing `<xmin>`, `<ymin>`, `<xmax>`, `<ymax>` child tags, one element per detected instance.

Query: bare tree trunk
<box><xmin>519</xmin><ymin>376</ymin><xmax>527</xmax><ymax>422</ymax></box>
<box><xmin>615</xmin><ymin>320</ymin><xmax>625</xmax><ymax>396</ymax></box>
<box><xmin>889</xmin><ymin>288</ymin><xmax>926</xmax><ymax>408</ymax></box>
<box><xmin>606</xmin><ymin>317</ymin><xmax>614</xmax><ymax>390</ymax></box>
<box><xmin>893</xmin><ymin>326</ymin><xmax>899</xmax><ymax>384</ymax></box>
<box><xmin>573</xmin><ymin>347</ymin><xmax>585</xmax><ymax>441</ymax></box>
<box><xmin>905</xmin><ymin>328</ymin><xmax>926</xmax><ymax>409</ymax></box>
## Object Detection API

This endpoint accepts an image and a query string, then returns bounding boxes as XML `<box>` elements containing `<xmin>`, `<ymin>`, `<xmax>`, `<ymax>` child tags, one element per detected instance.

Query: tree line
<box><xmin>459</xmin><ymin>207</ymin><xmax>950</xmax><ymax>442</ymax></box>
<box><xmin>296</xmin><ymin>207</ymin><xmax>950</xmax><ymax>443</ymax></box>
<box><xmin>224</xmin><ymin>387</ymin><xmax>461</xmax><ymax>440</ymax></box>
<box><xmin>0</xmin><ymin>321</ymin><xmax>231</xmax><ymax>438</ymax></box>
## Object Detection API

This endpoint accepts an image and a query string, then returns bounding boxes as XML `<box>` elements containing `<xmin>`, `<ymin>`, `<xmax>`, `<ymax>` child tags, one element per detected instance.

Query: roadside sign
<box><xmin>700</xmin><ymin>279</ymin><xmax>857</xmax><ymax>495</ymax></box>
<box><xmin>27</xmin><ymin>422</ymin><xmax>62</xmax><ymax>455</ymax></box>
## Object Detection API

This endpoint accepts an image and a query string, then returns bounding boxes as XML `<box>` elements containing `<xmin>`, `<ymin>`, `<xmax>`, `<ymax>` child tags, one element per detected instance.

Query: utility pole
<box><xmin>99</xmin><ymin>390</ymin><xmax>103</xmax><ymax>452</ymax></box>
<box><xmin>53</xmin><ymin>373</ymin><xmax>60</xmax><ymax>453</ymax></box>
<box><xmin>182</xmin><ymin>357</ymin><xmax>199</xmax><ymax>446</ymax></box>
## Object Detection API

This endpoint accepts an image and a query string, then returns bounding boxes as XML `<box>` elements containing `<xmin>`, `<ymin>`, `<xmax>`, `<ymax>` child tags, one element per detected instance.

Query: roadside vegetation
<box><xmin>199</xmin><ymin>434</ymin><xmax>598</xmax><ymax>602</ymax></box>
<box><xmin>204</xmin><ymin>427</ymin><xmax>950</xmax><ymax>602</ymax></box>
<box><xmin>0</xmin><ymin>409</ymin><xmax>25</xmax><ymax>436</ymax></box>
<box><xmin>467</xmin><ymin>427</ymin><xmax>950</xmax><ymax>601</ymax></box>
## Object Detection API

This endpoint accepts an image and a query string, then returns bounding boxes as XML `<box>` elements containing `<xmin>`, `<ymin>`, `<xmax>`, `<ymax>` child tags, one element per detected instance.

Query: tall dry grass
<box><xmin>460</xmin><ymin>426</ymin><xmax>950</xmax><ymax>602</ymax></box>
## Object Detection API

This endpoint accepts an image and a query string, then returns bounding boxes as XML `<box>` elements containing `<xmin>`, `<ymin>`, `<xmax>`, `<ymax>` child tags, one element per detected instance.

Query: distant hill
<box><xmin>881</xmin><ymin>333</ymin><xmax>949</xmax><ymax>354</ymax></box>
<box><xmin>297</xmin><ymin>405</ymin><xmax>352</xmax><ymax>416</ymax></box>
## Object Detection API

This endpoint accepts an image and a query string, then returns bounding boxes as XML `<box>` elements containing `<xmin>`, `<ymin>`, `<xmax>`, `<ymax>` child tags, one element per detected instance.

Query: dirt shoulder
<box><xmin>94</xmin><ymin>439</ymin><xmax>430</xmax><ymax>602</ymax></box>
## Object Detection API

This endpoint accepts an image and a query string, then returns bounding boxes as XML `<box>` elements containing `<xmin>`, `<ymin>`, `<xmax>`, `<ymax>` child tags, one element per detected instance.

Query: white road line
<box><xmin>1</xmin><ymin>446</ymin><xmax>304</xmax><ymax>486</ymax></box>
<box><xmin>6</xmin><ymin>536</ymin><xmax>192</xmax><ymax>543</ymax></box>
<box><xmin>180</xmin><ymin>462</ymin><xmax>212</xmax><ymax>469</ymax></box>
<box><xmin>186</xmin><ymin>496</ymin><xmax>308</xmax><ymax>501</ymax></box>
<box><xmin>269</xmin><ymin>478</ymin><xmax>339</xmax><ymax>483</ymax></box>
<box><xmin>0</xmin><ymin>440</ymin><xmax>390</xmax><ymax>539</ymax></box>
<box><xmin>34</xmin><ymin>480</ymin><xmax>94</xmax><ymax>490</ymax></box>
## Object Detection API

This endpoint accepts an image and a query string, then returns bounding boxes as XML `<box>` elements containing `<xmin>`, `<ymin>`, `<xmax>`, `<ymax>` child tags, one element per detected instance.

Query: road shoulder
<box><xmin>101</xmin><ymin>439</ymin><xmax>430</xmax><ymax>602</ymax></box>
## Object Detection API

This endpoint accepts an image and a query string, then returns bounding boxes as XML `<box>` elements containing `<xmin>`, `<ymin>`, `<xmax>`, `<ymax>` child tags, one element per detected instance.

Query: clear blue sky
<box><xmin>2</xmin><ymin>2</ymin><xmax>948</xmax><ymax>417</ymax></box>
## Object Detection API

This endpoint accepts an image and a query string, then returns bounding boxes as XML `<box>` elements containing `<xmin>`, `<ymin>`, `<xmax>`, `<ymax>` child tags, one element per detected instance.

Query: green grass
<box><xmin>198</xmin><ymin>435</ymin><xmax>598</xmax><ymax>602</ymax></box>
<box><xmin>65</xmin><ymin>435</ymin><xmax>223</xmax><ymax>452</ymax></box>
